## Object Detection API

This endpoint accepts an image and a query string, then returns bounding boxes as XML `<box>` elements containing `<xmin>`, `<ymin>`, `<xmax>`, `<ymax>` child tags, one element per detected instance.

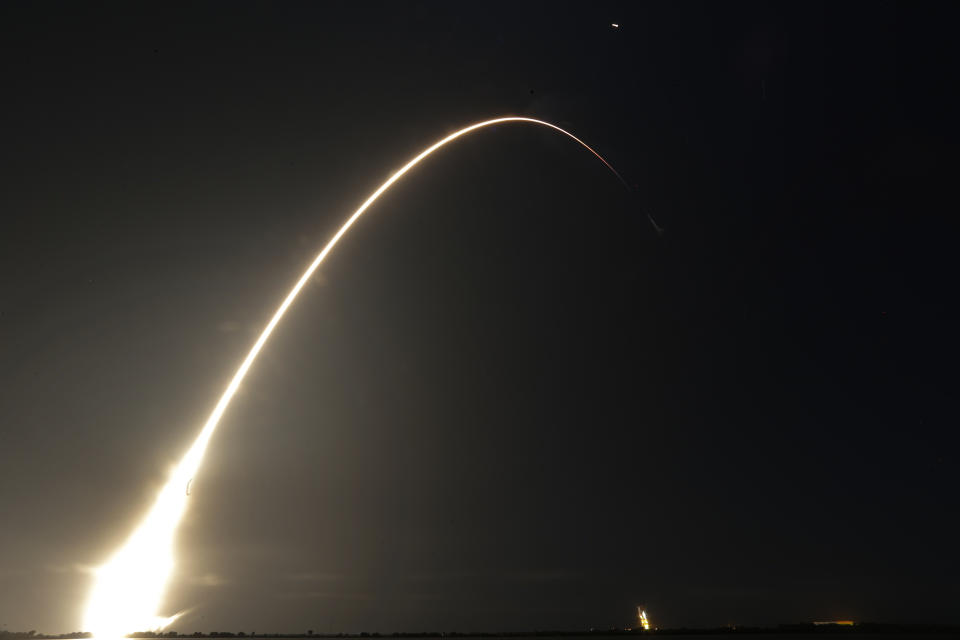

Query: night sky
<box><xmin>1</xmin><ymin>1</ymin><xmax>956</xmax><ymax>634</ymax></box>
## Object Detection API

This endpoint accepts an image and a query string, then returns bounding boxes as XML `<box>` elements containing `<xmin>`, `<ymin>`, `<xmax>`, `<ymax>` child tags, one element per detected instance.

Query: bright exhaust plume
<box><xmin>82</xmin><ymin>117</ymin><xmax>626</xmax><ymax>638</ymax></box>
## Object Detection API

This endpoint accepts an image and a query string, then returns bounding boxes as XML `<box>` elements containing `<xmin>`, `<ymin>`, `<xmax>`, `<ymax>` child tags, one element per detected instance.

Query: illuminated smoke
<box><xmin>82</xmin><ymin>117</ymin><xmax>626</xmax><ymax>638</ymax></box>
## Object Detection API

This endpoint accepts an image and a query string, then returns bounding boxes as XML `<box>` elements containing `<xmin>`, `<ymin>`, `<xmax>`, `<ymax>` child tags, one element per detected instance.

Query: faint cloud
<box><xmin>277</xmin><ymin>572</ymin><xmax>366</xmax><ymax>600</ymax></box>
<box><xmin>276</xmin><ymin>591</ymin><xmax>369</xmax><ymax>601</ymax></box>
<box><xmin>45</xmin><ymin>562</ymin><xmax>95</xmax><ymax>575</ymax></box>
<box><xmin>404</xmin><ymin>592</ymin><xmax>454</xmax><ymax>602</ymax></box>
<box><xmin>506</xmin><ymin>569</ymin><xmax>578</xmax><ymax>583</ymax></box>
<box><xmin>284</xmin><ymin>571</ymin><xmax>342</xmax><ymax>582</ymax></box>
<box><xmin>217</xmin><ymin>320</ymin><xmax>241</xmax><ymax>333</ymax></box>
<box><xmin>405</xmin><ymin>569</ymin><xmax>577</xmax><ymax>584</ymax></box>
<box><xmin>404</xmin><ymin>570</ymin><xmax>482</xmax><ymax>583</ymax></box>
<box><xmin>189</xmin><ymin>573</ymin><xmax>228</xmax><ymax>587</ymax></box>
<box><xmin>686</xmin><ymin>585</ymin><xmax>770</xmax><ymax>598</ymax></box>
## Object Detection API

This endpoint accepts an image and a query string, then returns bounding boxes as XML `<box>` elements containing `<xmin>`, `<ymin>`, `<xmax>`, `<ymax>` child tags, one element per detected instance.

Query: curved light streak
<box><xmin>83</xmin><ymin>117</ymin><xmax>627</xmax><ymax>639</ymax></box>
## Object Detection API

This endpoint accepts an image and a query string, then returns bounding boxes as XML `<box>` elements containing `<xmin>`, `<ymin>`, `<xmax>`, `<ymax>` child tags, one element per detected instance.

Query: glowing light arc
<box><xmin>83</xmin><ymin>117</ymin><xmax>627</xmax><ymax>639</ymax></box>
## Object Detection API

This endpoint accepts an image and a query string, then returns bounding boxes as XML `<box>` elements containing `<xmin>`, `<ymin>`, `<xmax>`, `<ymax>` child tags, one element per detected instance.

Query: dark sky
<box><xmin>1</xmin><ymin>1</ymin><xmax>956</xmax><ymax>634</ymax></box>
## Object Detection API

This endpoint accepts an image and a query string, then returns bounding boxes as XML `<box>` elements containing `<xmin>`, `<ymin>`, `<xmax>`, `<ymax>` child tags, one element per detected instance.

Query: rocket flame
<box><xmin>83</xmin><ymin>117</ymin><xmax>627</xmax><ymax>638</ymax></box>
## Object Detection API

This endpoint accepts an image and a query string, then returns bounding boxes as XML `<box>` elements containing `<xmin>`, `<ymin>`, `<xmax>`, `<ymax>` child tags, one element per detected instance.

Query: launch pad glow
<box><xmin>82</xmin><ymin>117</ymin><xmax>627</xmax><ymax>638</ymax></box>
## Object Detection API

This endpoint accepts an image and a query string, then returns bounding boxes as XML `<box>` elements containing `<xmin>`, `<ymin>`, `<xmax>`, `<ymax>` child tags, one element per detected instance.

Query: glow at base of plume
<box><xmin>83</xmin><ymin>117</ymin><xmax>626</xmax><ymax>638</ymax></box>
<box><xmin>638</xmin><ymin>608</ymin><xmax>650</xmax><ymax>631</ymax></box>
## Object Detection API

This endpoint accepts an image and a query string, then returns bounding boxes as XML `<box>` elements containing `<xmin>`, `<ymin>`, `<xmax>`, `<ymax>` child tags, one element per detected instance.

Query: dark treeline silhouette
<box><xmin>5</xmin><ymin>624</ymin><xmax>960</xmax><ymax>639</ymax></box>
<box><xmin>0</xmin><ymin>632</ymin><xmax>91</xmax><ymax>639</ymax></box>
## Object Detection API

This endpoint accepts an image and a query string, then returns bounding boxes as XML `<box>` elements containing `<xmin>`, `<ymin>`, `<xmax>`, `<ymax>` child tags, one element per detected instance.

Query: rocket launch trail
<box><xmin>82</xmin><ymin>117</ymin><xmax>630</xmax><ymax>639</ymax></box>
